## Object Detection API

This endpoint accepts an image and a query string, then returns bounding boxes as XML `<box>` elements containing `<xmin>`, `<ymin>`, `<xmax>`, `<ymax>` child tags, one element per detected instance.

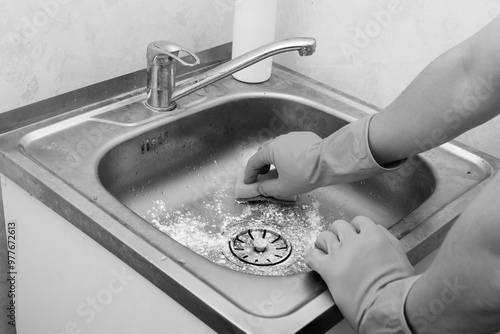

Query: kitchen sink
<box><xmin>4</xmin><ymin>56</ymin><xmax>499</xmax><ymax>333</ymax></box>
<box><xmin>97</xmin><ymin>96</ymin><xmax>437</xmax><ymax>277</ymax></box>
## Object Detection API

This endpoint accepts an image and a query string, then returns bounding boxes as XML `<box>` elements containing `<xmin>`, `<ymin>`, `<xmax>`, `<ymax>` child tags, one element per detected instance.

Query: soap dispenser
<box><xmin>231</xmin><ymin>0</ymin><xmax>278</xmax><ymax>83</ymax></box>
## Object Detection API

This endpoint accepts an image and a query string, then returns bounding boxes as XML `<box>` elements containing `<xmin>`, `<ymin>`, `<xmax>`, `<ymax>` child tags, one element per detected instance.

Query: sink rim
<box><xmin>3</xmin><ymin>63</ymin><xmax>500</xmax><ymax>333</ymax></box>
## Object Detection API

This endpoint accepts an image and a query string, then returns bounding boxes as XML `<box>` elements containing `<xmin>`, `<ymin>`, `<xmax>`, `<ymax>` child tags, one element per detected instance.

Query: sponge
<box><xmin>234</xmin><ymin>167</ymin><xmax>297</xmax><ymax>204</ymax></box>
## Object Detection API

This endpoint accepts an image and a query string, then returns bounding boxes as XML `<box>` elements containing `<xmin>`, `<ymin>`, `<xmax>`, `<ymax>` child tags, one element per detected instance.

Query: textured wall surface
<box><xmin>1</xmin><ymin>0</ymin><xmax>500</xmax><ymax>157</ymax></box>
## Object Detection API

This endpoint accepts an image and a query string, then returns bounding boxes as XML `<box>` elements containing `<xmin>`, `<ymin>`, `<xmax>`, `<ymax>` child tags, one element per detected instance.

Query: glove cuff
<box><xmin>399</xmin><ymin>275</ymin><xmax>421</xmax><ymax>334</ymax></box>
<box><xmin>363</xmin><ymin>114</ymin><xmax>407</xmax><ymax>171</ymax></box>
<box><xmin>358</xmin><ymin>275</ymin><xmax>421</xmax><ymax>334</ymax></box>
<box><xmin>319</xmin><ymin>115</ymin><xmax>405</xmax><ymax>186</ymax></box>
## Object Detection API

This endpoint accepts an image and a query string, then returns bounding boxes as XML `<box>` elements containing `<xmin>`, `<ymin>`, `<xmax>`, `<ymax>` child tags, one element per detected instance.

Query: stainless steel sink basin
<box><xmin>3</xmin><ymin>51</ymin><xmax>499</xmax><ymax>333</ymax></box>
<box><xmin>97</xmin><ymin>96</ymin><xmax>437</xmax><ymax>277</ymax></box>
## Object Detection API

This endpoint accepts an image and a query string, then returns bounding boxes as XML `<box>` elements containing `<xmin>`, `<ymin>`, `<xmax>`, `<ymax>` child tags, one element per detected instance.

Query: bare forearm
<box><xmin>404</xmin><ymin>175</ymin><xmax>500</xmax><ymax>333</ymax></box>
<box><xmin>369</xmin><ymin>16</ymin><xmax>500</xmax><ymax>165</ymax></box>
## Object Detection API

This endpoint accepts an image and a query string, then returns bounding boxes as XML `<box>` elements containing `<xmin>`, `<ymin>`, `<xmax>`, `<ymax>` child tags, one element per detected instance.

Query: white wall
<box><xmin>1</xmin><ymin>0</ymin><xmax>500</xmax><ymax>157</ymax></box>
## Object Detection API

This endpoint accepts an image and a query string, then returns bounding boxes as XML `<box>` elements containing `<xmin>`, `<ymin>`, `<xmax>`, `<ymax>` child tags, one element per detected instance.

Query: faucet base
<box><xmin>145</xmin><ymin>101</ymin><xmax>177</xmax><ymax>112</ymax></box>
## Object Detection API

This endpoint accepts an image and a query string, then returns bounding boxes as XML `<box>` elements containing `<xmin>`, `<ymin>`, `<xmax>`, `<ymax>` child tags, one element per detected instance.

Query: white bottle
<box><xmin>231</xmin><ymin>0</ymin><xmax>278</xmax><ymax>83</ymax></box>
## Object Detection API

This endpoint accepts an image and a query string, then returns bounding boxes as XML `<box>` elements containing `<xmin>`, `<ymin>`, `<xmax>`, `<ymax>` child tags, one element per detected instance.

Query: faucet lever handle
<box><xmin>148</xmin><ymin>41</ymin><xmax>200</xmax><ymax>67</ymax></box>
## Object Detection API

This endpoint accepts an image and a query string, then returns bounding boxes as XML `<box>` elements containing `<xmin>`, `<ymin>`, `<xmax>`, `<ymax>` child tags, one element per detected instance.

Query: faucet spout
<box><xmin>146</xmin><ymin>37</ymin><xmax>316</xmax><ymax>111</ymax></box>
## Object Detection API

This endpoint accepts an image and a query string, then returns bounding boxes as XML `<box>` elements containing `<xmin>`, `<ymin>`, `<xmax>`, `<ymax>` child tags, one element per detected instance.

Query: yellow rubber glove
<box><xmin>305</xmin><ymin>216</ymin><xmax>419</xmax><ymax>334</ymax></box>
<box><xmin>244</xmin><ymin>115</ymin><xmax>401</xmax><ymax>200</ymax></box>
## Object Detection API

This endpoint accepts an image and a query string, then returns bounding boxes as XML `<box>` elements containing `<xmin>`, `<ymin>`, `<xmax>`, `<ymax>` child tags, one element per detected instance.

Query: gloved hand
<box><xmin>305</xmin><ymin>216</ymin><xmax>419</xmax><ymax>334</ymax></box>
<box><xmin>244</xmin><ymin>115</ymin><xmax>402</xmax><ymax>200</ymax></box>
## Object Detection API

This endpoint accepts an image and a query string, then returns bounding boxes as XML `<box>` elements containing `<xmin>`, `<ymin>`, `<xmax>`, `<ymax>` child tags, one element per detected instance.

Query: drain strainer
<box><xmin>228</xmin><ymin>227</ymin><xmax>292</xmax><ymax>266</ymax></box>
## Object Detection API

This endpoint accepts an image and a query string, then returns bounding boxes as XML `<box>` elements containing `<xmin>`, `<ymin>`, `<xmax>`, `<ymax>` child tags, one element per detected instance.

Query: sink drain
<box><xmin>228</xmin><ymin>227</ymin><xmax>292</xmax><ymax>266</ymax></box>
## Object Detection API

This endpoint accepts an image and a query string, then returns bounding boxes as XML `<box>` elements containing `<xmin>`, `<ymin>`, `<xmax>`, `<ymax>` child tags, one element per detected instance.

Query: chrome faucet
<box><xmin>145</xmin><ymin>38</ymin><xmax>316</xmax><ymax>111</ymax></box>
